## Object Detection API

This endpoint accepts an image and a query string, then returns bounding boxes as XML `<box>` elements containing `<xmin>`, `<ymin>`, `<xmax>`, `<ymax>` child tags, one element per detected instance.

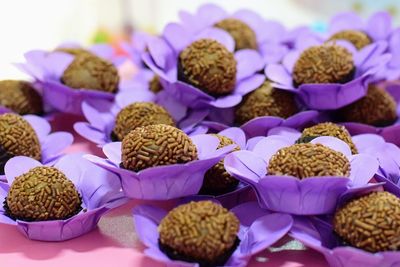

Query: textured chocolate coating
<box><xmin>121</xmin><ymin>124</ymin><xmax>197</xmax><ymax>171</ymax></box>
<box><xmin>235</xmin><ymin>81</ymin><xmax>299</xmax><ymax>124</ymax></box>
<box><xmin>56</xmin><ymin>47</ymin><xmax>93</xmax><ymax>57</ymax></box>
<box><xmin>268</xmin><ymin>143</ymin><xmax>350</xmax><ymax>179</ymax></box>
<box><xmin>61</xmin><ymin>54</ymin><xmax>119</xmax><ymax>93</ymax></box>
<box><xmin>293</xmin><ymin>44</ymin><xmax>355</xmax><ymax>86</ymax></box>
<box><xmin>149</xmin><ymin>75</ymin><xmax>163</xmax><ymax>93</ymax></box>
<box><xmin>298</xmin><ymin>122</ymin><xmax>358</xmax><ymax>154</ymax></box>
<box><xmin>333</xmin><ymin>191</ymin><xmax>400</xmax><ymax>252</ymax></box>
<box><xmin>0</xmin><ymin>80</ymin><xmax>43</xmax><ymax>115</ymax></box>
<box><xmin>5</xmin><ymin>166</ymin><xmax>82</xmax><ymax>221</ymax></box>
<box><xmin>338</xmin><ymin>85</ymin><xmax>397</xmax><ymax>127</ymax></box>
<box><xmin>214</xmin><ymin>18</ymin><xmax>257</xmax><ymax>50</ymax></box>
<box><xmin>179</xmin><ymin>39</ymin><xmax>237</xmax><ymax>96</ymax></box>
<box><xmin>329</xmin><ymin>30</ymin><xmax>372</xmax><ymax>50</ymax></box>
<box><xmin>112</xmin><ymin>102</ymin><xmax>175</xmax><ymax>141</ymax></box>
<box><xmin>200</xmin><ymin>135</ymin><xmax>240</xmax><ymax>195</ymax></box>
<box><xmin>158</xmin><ymin>201</ymin><xmax>240</xmax><ymax>266</ymax></box>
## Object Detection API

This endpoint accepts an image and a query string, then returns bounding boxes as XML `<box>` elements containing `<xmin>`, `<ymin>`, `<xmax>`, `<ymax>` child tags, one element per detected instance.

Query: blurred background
<box><xmin>1</xmin><ymin>0</ymin><xmax>399</xmax><ymax>79</ymax></box>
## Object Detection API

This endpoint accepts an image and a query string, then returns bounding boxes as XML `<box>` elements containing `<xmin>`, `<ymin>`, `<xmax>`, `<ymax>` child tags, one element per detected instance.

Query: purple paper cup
<box><xmin>265</xmin><ymin>37</ymin><xmax>391</xmax><ymax>110</ymax></box>
<box><xmin>0</xmin><ymin>114</ymin><xmax>73</xmax><ymax>182</ymax></box>
<box><xmin>290</xmin><ymin>205</ymin><xmax>400</xmax><ymax>267</ymax></box>
<box><xmin>0</xmin><ymin>154</ymin><xmax>126</xmax><ymax>241</ymax></box>
<box><xmin>142</xmin><ymin>24</ymin><xmax>265</xmax><ymax>110</ymax></box>
<box><xmin>74</xmin><ymin>90</ymin><xmax>208</xmax><ymax>146</ymax></box>
<box><xmin>133</xmin><ymin>201</ymin><xmax>293</xmax><ymax>267</ymax></box>
<box><xmin>16</xmin><ymin>50</ymin><xmax>118</xmax><ymax>115</ymax></box>
<box><xmin>224</xmin><ymin>135</ymin><xmax>379</xmax><ymax>215</ymax></box>
<box><xmin>85</xmin><ymin>134</ymin><xmax>236</xmax><ymax>200</ymax></box>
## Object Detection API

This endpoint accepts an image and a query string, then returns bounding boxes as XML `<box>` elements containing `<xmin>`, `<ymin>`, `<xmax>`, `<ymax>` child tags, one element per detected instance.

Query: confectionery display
<box><xmin>2</xmin><ymin>3</ymin><xmax>400</xmax><ymax>267</ymax></box>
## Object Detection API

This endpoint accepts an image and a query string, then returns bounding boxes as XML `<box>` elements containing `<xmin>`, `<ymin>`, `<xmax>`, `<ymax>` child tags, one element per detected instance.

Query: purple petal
<box><xmin>235</xmin><ymin>49</ymin><xmax>264</xmax><ymax>80</ymax></box>
<box><xmin>349</xmin><ymin>154</ymin><xmax>379</xmax><ymax>186</ymax></box>
<box><xmin>81</xmin><ymin>100</ymin><xmax>113</xmax><ymax>131</ymax></box>
<box><xmin>241</xmin><ymin>116</ymin><xmax>284</xmax><ymax>138</ymax></box>
<box><xmin>195</xmin><ymin>27</ymin><xmax>235</xmax><ymax>53</ymax></box>
<box><xmin>219</xmin><ymin>127</ymin><xmax>247</xmax><ymax>149</ymax></box>
<box><xmin>103</xmin><ymin>142</ymin><xmax>122</xmax><ymax>165</ymax></box>
<box><xmin>366</xmin><ymin>12</ymin><xmax>392</xmax><ymax>41</ymax></box>
<box><xmin>284</xmin><ymin>110</ymin><xmax>320</xmax><ymax>129</ymax></box>
<box><xmin>208</xmin><ymin>94</ymin><xmax>242</xmax><ymax>108</ymax></box>
<box><xmin>224</xmin><ymin>151</ymin><xmax>267</xmax><ymax>185</ymax></box>
<box><xmin>45</xmin><ymin>52</ymin><xmax>75</xmax><ymax>78</ymax></box>
<box><xmin>230</xmin><ymin>201</ymin><xmax>271</xmax><ymax>226</ymax></box>
<box><xmin>147</xmin><ymin>37</ymin><xmax>173</xmax><ymax>69</ymax></box>
<box><xmin>329</xmin><ymin>12</ymin><xmax>364</xmax><ymax>33</ymax></box>
<box><xmin>41</xmin><ymin>132</ymin><xmax>73</xmax><ymax>163</ymax></box>
<box><xmin>253</xmin><ymin>136</ymin><xmax>291</xmax><ymax>163</ymax></box>
<box><xmin>115</xmin><ymin>90</ymin><xmax>155</xmax><ymax>108</ymax></box>
<box><xmin>190</xmin><ymin>134</ymin><xmax>220</xmax><ymax>159</ymax></box>
<box><xmin>54</xmin><ymin>153</ymin><xmax>88</xmax><ymax>186</ymax></box>
<box><xmin>234</xmin><ymin>74</ymin><xmax>265</xmax><ymax>96</ymax></box>
<box><xmin>352</xmin><ymin>134</ymin><xmax>386</xmax><ymax>152</ymax></box>
<box><xmin>260</xmin><ymin>42</ymin><xmax>288</xmax><ymax>64</ymax></box>
<box><xmin>268</xmin><ymin>126</ymin><xmax>301</xmax><ymax>142</ymax></box>
<box><xmin>233</xmin><ymin>9</ymin><xmax>268</xmax><ymax>42</ymax></box>
<box><xmin>5</xmin><ymin>156</ymin><xmax>42</xmax><ymax>184</ymax></box>
<box><xmin>265</xmin><ymin>64</ymin><xmax>293</xmax><ymax>87</ymax></box>
<box><xmin>163</xmin><ymin>23</ymin><xmax>191</xmax><ymax>52</ymax></box>
<box><xmin>132</xmin><ymin>205</ymin><xmax>166</xmax><ymax>247</ymax></box>
<box><xmin>197</xmin><ymin>3</ymin><xmax>227</xmax><ymax>25</ymax></box>
<box><xmin>282</xmin><ymin>51</ymin><xmax>300</xmax><ymax>73</ymax></box>
<box><xmin>23</xmin><ymin>115</ymin><xmax>51</xmax><ymax>141</ymax></box>
<box><xmin>310</xmin><ymin>136</ymin><xmax>352</xmax><ymax>158</ymax></box>
<box><xmin>90</xmin><ymin>44</ymin><xmax>114</xmax><ymax>59</ymax></box>
<box><xmin>73</xmin><ymin>122</ymin><xmax>108</xmax><ymax>145</ymax></box>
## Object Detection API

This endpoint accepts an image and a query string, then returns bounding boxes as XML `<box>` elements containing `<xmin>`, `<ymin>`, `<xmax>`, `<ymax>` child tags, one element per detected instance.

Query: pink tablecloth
<box><xmin>0</xmin><ymin>114</ymin><xmax>328</xmax><ymax>267</ymax></box>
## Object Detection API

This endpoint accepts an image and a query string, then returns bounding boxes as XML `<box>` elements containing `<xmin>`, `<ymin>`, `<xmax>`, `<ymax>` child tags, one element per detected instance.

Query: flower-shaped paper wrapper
<box><xmin>133</xmin><ymin>201</ymin><xmax>293</xmax><ymax>267</ymax></box>
<box><xmin>343</xmin><ymin>82</ymin><xmax>400</xmax><ymax>146</ymax></box>
<box><xmin>16</xmin><ymin>49</ymin><xmax>117</xmax><ymax>115</ymax></box>
<box><xmin>290</xmin><ymin>198</ymin><xmax>400</xmax><ymax>267</ymax></box>
<box><xmin>0</xmin><ymin>154</ymin><xmax>126</xmax><ymax>241</ymax></box>
<box><xmin>224</xmin><ymin>135</ymin><xmax>379</xmax><ymax>215</ymax></box>
<box><xmin>0</xmin><ymin>114</ymin><xmax>73</xmax><ymax>181</ymax></box>
<box><xmin>85</xmin><ymin>134</ymin><xmax>235</xmax><ymax>200</ymax></box>
<box><xmin>74</xmin><ymin>89</ymin><xmax>208</xmax><ymax>146</ymax></box>
<box><xmin>142</xmin><ymin>25</ymin><xmax>265</xmax><ymax>110</ymax></box>
<box><xmin>265</xmin><ymin>37</ymin><xmax>391</xmax><ymax>110</ymax></box>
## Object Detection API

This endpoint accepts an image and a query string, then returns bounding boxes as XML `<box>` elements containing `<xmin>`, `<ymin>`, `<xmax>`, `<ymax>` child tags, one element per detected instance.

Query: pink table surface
<box><xmin>0</xmin><ymin>114</ymin><xmax>328</xmax><ymax>267</ymax></box>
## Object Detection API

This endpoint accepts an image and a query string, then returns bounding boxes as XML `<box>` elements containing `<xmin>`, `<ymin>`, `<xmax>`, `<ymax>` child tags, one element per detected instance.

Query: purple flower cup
<box><xmin>133</xmin><ymin>201</ymin><xmax>293</xmax><ymax>267</ymax></box>
<box><xmin>265</xmin><ymin>38</ymin><xmax>391</xmax><ymax>110</ymax></box>
<box><xmin>16</xmin><ymin>48</ymin><xmax>119</xmax><ymax>115</ymax></box>
<box><xmin>0</xmin><ymin>154</ymin><xmax>126</xmax><ymax>241</ymax></box>
<box><xmin>142</xmin><ymin>25</ymin><xmax>265</xmax><ymax>110</ymax></box>
<box><xmin>85</xmin><ymin>134</ymin><xmax>235</xmax><ymax>200</ymax></box>
<box><xmin>224</xmin><ymin>135</ymin><xmax>379</xmax><ymax>215</ymax></box>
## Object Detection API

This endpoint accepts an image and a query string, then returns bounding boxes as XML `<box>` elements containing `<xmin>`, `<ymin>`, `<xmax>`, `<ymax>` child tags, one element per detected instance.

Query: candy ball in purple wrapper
<box><xmin>158</xmin><ymin>200</ymin><xmax>240</xmax><ymax>266</ymax></box>
<box><xmin>328</xmin><ymin>30</ymin><xmax>372</xmax><ymax>50</ymax></box>
<box><xmin>214</xmin><ymin>18</ymin><xmax>257</xmax><ymax>51</ymax></box>
<box><xmin>121</xmin><ymin>124</ymin><xmax>197</xmax><ymax>172</ymax></box>
<box><xmin>4</xmin><ymin>166</ymin><xmax>82</xmax><ymax>221</ymax></box>
<box><xmin>333</xmin><ymin>191</ymin><xmax>400</xmax><ymax>252</ymax></box>
<box><xmin>55</xmin><ymin>47</ymin><xmax>94</xmax><ymax>57</ymax></box>
<box><xmin>112</xmin><ymin>102</ymin><xmax>176</xmax><ymax>141</ymax></box>
<box><xmin>235</xmin><ymin>80</ymin><xmax>299</xmax><ymax>125</ymax></box>
<box><xmin>297</xmin><ymin>122</ymin><xmax>358</xmax><ymax>154</ymax></box>
<box><xmin>0</xmin><ymin>80</ymin><xmax>43</xmax><ymax>115</ymax></box>
<box><xmin>338</xmin><ymin>84</ymin><xmax>398</xmax><ymax>127</ymax></box>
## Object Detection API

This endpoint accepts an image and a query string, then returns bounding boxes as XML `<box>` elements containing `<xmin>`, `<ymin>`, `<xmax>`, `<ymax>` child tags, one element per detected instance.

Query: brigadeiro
<box><xmin>338</xmin><ymin>84</ymin><xmax>397</xmax><ymax>127</ymax></box>
<box><xmin>121</xmin><ymin>124</ymin><xmax>197</xmax><ymax>172</ymax></box>
<box><xmin>158</xmin><ymin>200</ymin><xmax>240</xmax><ymax>266</ymax></box>
<box><xmin>4</xmin><ymin>166</ymin><xmax>82</xmax><ymax>221</ymax></box>
<box><xmin>297</xmin><ymin>122</ymin><xmax>358</xmax><ymax>154</ymax></box>
<box><xmin>235</xmin><ymin>80</ymin><xmax>299</xmax><ymax>125</ymax></box>
<box><xmin>0</xmin><ymin>80</ymin><xmax>43</xmax><ymax>115</ymax></box>
<box><xmin>112</xmin><ymin>102</ymin><xmax>175</xmax><ymax>141</ymax></box>
<box><xmin>333</xmin><ymin>191</ymin><xmax>400</xmax><ymax>252</ymax></box>
<box><xmin>200</xmin><ymin>134</ymin><xmax>240</xmax><ymax>195</ymax></box>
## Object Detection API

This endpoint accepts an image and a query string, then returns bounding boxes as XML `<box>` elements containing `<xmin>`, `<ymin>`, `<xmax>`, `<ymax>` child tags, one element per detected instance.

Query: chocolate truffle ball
<box><xmin>328</xmin><ymin>30</ymin><xmax>372</xmax><ymax>50</ymax></box>
<box><xmin>149</xmin><ymin>75</ymin><xmax>163</xmax><ymax>93</ymax></box>
<box><xmin>5</xmin><ymin>166</ymin><xmax>82</xmax><ymax>221</ymax></box>
<box><xmin>61</xmin><ymin>53</ymin><xmax>119</xmax><ymax>93</ymax></box>
<box><xmin>56</xmin><ymin>47</ymin><xmax>93</xmax><ymax>57</ymax></box>
<box><xmin>235</xmin><ymin>81</ymin><xmax>299</xmax><ymax>124</ymax></box>
<box><xmin>0</xmin><ymin>80</ymin><xmax>43</xmax><ymax>115</ymax></box>
<box><xmin>122</xmin><ymin>124</ymin><xmax>197</xmax><ymax>171</ymax></box>
<box><xmin>333</xmin><ymin>191</ymin><xmax>400</xmax><ymax>252</ymax></box>
<box><xmin>158</xmin><ymin>200</ymin><xmax>240</xmax><ymax>266</ymax></box>
<box><xmin>0</xmin><ymin>114</ymin><xmax>41</xmax><ymax>173</ymax></box>
<box><xmin>200</xmin><ymin>135</ymin><xmax>240</xmax><ymax>195</ymax></box>
<box><xmin>338</xmin><ymin>85</ymin><xmax>397</xmax><ymax>126</ymax></box>
<box><xmin>214</xmin><ymin>18</ymin><xmax>257</xmax><ymax>51</ymax></box>
<box><xmin>112</xmin><ymin>102</ymin><xmax>175</xmax><ymax>141</ymax></box>
<box><xmin>267</xmin><ymin>143</ymin><xmax>350</xmax><ymax>179</ymax></box>
<box><xmin>293</xmin><ymin>44</ymin><xmax>355</xmax><ymax>87</ymax></box>
<box><xmin>179</xmin><ymin>39</ymin><xmax>237</xmax><ymax>96</ymax></box>
<box><xmin>297</xmin><ymin>122</ymin><xmax>358</xmax><ymax>154</ymax></box>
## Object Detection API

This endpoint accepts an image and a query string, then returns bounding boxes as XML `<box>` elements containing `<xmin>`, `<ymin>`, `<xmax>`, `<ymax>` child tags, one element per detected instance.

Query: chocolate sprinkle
<box><xmin>333</xmin><ymin>191</ymin><xmax>400</xmax><ymax>252</ymax></box>
<box><xmin>267</xmin><ymin>143</ymin><xmax>350</xmax><ymax>179</ymax></box>
<box><xmin>121</xmin><ymin>124</ymin><xmax>197</xmax><ymax>171</ymax></box>
<box><xmin>178</xmin><ymin>39</ymin><xmax>237</xmax><ymax>96</ymax></box>
<box><xmin>158</xmin><ymin>201</ymin><xmax>240</xmax><ymax>266</ymax></box>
